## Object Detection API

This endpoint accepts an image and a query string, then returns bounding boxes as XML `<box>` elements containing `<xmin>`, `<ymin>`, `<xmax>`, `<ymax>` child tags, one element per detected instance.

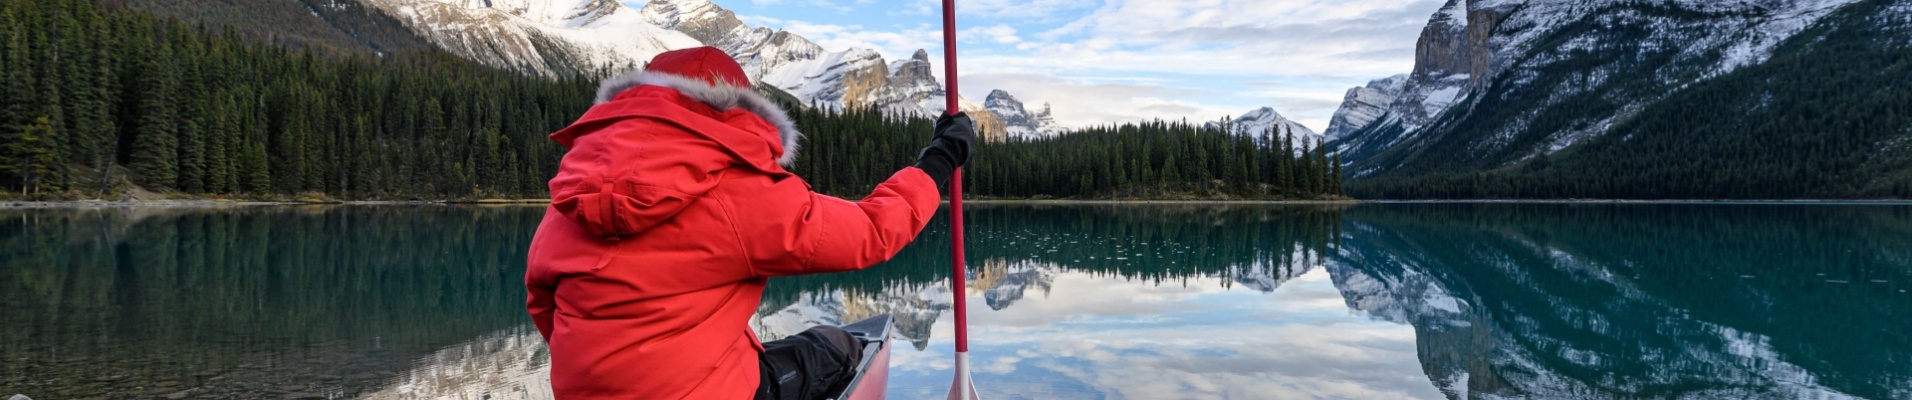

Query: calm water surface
<box><xmin>2</xmin><ymin>204</ymin><xmax>1908</xmax><ymax>399</ymax></box>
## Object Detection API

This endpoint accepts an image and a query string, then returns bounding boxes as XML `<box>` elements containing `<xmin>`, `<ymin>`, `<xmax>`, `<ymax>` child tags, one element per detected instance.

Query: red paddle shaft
<box><xmin>941</xmin><ymin>0</ymin><xmax>969</xmax><ymax>355</ymax></box>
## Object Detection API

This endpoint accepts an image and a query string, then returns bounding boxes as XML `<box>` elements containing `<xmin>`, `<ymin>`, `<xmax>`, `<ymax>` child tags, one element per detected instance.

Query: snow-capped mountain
<box><xmin>640</xmin><ymin>0</ymin><xmax>818</xmax><ymax>81</ymax></box>
<box><xmin>639</xmin><ymin>0</ymin><xmax>1011</xmax><ymax>137</ymax></box>
<box><xmin>982</xmin><ymin>90</ymin><xmax>1066</xmax><ymax>140</ymax></box>
<box><xmin>356</xmin><ymin>0</ymin><xmax>1025</xmax><ymax>138</ymax></box>
<box><xmin>1332</xmin><ymin>0</ymin><xmax>1869</xmax><ymax>177</ymax></box>
<box><xmin>1323</xmin><ymin>75</ymin><xmax>1407</xmax><ymax>140</ymax></box>
<box><xmin>1204</xmin><ymin>107</ymin><xmax>1321</xmax><ymax>145</ymax></box>
<box><xmin>359</xmin><ymin>0</ymin><xmax>701</xmax><ymax>76</ymax></box>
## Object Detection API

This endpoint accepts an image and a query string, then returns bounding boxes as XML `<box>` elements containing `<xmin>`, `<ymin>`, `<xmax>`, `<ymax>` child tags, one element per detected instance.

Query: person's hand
<box><xmin>915</xmin><ymin>112</ymin><xmax>976</xmax><ymax>191</ymax></box>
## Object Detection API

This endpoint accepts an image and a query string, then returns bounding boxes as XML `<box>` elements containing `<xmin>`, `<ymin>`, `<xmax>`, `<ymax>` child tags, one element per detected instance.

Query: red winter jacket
<box><xmin>525</xmin><ymin>71</ymin><xmax>942</xmax><ymax>399</ymax></box>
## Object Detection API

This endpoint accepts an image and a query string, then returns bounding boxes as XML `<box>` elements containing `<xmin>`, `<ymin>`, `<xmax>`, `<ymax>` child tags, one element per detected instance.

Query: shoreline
<box><xmin>0</xmin><ymin>199</ymin><xmax>553</xmax><ymax>209</ymax></box>
<box><xmin>6</xmin><ymin>198</ymin><xmax>1910</xmax><ymax>208</ymax></box>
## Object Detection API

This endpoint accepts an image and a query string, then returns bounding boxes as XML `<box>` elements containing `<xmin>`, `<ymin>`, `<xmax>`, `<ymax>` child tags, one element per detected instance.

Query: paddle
<box><xmin>941</xmin><ymin>1</ymin><xmax>981</xmax><ymax>399</ymax></box>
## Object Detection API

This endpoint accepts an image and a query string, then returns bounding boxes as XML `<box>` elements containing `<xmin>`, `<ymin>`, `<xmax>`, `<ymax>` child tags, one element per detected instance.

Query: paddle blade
<box><xmin>946</xmin><ymin>351</ymin><xmax>982</xmax><ymax>400</ymax></box>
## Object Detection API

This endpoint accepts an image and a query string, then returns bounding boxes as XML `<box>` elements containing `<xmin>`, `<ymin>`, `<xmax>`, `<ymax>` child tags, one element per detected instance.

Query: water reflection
<box><xmin>1334</xmin><ymin>204</ymin><xmax>1912</xmax><ymax>399</ymax></box>
<box><xmin>0</xmin><ymin>206</ymin><xmax>541</xmax><ymax>399</ymax></box>
<box><xmin>3</xmin><ymin>204</ymin><xmax>1907</xmax><ymax>399</ymax></box>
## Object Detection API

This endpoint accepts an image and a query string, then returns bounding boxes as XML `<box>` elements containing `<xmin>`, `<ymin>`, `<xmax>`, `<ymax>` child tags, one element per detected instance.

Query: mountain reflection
<box><xmin>3</xmin><ymin>204</ymin><xmax>1907</xmax><ymax>399</ymax></box>
<box><xmin>1331</xmin><ymin>204</ymin><xmax>1912</xmax><ymax>399</ymax></box>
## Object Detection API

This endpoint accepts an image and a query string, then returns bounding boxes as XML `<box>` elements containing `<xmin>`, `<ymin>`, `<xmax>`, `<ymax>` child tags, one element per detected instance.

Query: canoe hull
<box><xmin>831</xmin><ymin>315</ymin><xmax>893</xmax><ymax>400</ymax></box>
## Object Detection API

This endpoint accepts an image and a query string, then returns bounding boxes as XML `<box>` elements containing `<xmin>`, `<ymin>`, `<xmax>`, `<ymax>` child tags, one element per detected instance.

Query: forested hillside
<box><xmin>0</xmin><ymin>0</ymin><xmax>1342</xmax><ymax>201</ymax></box>
<box><xmin>0</xmin><ymin>0</ymin><xmax>589</xmax><ymax>199</ymax></box>
<box><xmin>1345</xmin><ymin>0</ymin><xmax>1912</xmax><ymax>199</ymax></box>
<box><xmin>117</xmin><ymin>0</ymin><xmax>434</xmax><ymax>56</ymax></box>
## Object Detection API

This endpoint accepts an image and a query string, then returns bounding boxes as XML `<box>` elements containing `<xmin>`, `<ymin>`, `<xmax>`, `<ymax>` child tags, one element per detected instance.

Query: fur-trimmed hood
<box><xmin>592</xmin><ymin>71</ymin><xmax>802</xmax><ymax>166</ymax></box>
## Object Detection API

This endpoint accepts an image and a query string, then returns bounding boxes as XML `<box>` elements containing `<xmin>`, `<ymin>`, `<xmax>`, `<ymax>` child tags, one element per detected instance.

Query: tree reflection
<box><xmin>0</xmin><ymin>206</ymin><xmax>542</xmax><ymax>399</ymax></box>
<box><xmin>1332</xmin><ymin>203</ymin><xmax>1912</xmax><ymax>399</ymax></box>
<box><xmin>4</xmin><ymin>204</ymin><xmax>1906</xmax><ymax>399</ymax></box>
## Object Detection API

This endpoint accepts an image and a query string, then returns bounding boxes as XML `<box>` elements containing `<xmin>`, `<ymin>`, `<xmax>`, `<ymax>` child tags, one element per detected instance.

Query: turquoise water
<box><xmin>2</xmin><ymin>204</ymin><xmax>1907</xmax><ymax>399</ymax></box>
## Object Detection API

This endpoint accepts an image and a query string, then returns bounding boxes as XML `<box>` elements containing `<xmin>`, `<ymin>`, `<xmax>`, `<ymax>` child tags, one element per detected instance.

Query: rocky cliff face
<box><xmin>1396</xmin><ymin>0</ymin><xmax>1504</xmax><ymax>128</ymax></box>
<box><xmin>1323</xmin><ymin>75</ymin><xmax>1407</xmax><ymax>140</ymax></box>
<box><xmin>1332</xmin><ymin>0</ymin><xmax>1866</xmax><ymax>177</ymax></box>
<box><xmin>983</xmin><ymin>90</ymin><xmax>1064</xmax><ymax>141</ymax></box>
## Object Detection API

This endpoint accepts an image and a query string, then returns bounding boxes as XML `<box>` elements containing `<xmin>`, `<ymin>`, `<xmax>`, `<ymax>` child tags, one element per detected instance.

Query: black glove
<box><xmin>915</xmin><ymin>112</ymin><xmax>976</xmax><ymax>191</ymax></box>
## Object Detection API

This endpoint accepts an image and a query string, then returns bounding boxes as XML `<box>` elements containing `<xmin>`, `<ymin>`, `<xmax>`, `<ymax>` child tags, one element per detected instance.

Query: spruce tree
<box><xmin>2</xmin><ymin>115</ymin><xmax>57</xmax><ymax>195</ymax></box>
<box><xmin>128</xmin><ymin>45</ymin><xmax>180</xmax><ymax>190</ymax></box>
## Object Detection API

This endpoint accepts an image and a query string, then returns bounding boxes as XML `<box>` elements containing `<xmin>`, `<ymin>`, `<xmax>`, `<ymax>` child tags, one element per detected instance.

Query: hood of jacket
<box><xmin>545</xmin><ymin>71</ymin><xmax>804</xmax><ymax>239</ymax></box>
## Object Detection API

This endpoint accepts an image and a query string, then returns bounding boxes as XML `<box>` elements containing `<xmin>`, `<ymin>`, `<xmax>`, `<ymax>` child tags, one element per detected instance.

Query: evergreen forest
<box><xmin>788</xmin><ymin>106</ymin><xmax>1344</xmax><ymax>200</ymax></box>
<box><xmin>0</xmin><ymin>0</ymin><xmax>1344</xmax><ymax>201</ymax></box>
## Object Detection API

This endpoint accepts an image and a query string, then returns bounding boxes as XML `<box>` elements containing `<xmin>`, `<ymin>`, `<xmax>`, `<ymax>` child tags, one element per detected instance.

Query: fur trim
<box><xmin>597</xmin><ymin>71</ymin><xmax>803</xmax><ymax>167</ymax></box>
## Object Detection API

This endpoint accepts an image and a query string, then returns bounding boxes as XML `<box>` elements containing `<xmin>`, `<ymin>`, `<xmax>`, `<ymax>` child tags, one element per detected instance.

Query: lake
<box><xmin>2</xmin><ymin>204</ymin><xmax>1908</xmax><ymax>399</ymax></box>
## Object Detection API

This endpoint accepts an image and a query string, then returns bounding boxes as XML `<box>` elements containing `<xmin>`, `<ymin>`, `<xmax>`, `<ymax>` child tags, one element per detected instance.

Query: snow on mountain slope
<box><xmin>1332</xmin><ymin>0</ymin><xmax>1865</xmax><ymax>175</ymax></box>
<box><xmin>359</xmin><ymin>0</ymin><xmax>1027</xmax><ymax>138</ymax></box>
<box><xmin>983</xmin><ymin>90</ymin><xmax>1066</xmax><ymax>140</ymax></box>
<box><xmin>641</xmin><ymin>0</ymin><xmax>822</xmax><ymax>80</ymax></box>
<box><xmin>362</xmin><ymin>0</ymin><xmax>700</xmax><ymax>76</ymax></box>
<box><xmin>1205</xmin><ymin>107</ymin><xmax>1322</xmax><ymax>145</ymax></box>
<box><xmin>641</xmin><ymin>0</ymin><xmax>1009</xmax><ymax>139</ymax></box>
<box><xmin>752</xmin><ymin>282</ymin><xmax>953</xmax><ymax>352</ymax></box>
<box><xmin>1324</xmin><ymin>75</ymin><xmax>1407</xmax><ymax>141</ymax></box>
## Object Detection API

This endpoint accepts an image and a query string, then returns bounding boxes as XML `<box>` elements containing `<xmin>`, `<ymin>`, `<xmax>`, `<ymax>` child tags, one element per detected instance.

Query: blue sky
<box><xmin>635</xmin><ymin>0</ymin><xmax>1450</xmax><ymax>132</ymax></box>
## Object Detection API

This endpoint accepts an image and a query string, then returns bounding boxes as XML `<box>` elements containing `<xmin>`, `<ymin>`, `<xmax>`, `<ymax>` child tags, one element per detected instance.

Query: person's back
<box><xmin>524</xmin><ymin>47</ymin><xmax>973</xmax><ymax>399</ymax></box>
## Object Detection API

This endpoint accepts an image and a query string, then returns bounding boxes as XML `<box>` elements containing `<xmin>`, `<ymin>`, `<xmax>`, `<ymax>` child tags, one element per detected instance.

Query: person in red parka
<box><xmin>525</xmin><ymin>46</ymin><xmax>974</xmax><ymax>400</ymax></box>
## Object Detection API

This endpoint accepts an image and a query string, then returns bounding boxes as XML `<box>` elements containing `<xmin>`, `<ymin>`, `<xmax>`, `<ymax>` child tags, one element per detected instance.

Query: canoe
<box><xmin>828</xmin><ymin>315</ymin><xmax>894</xmax><ymax>400</ymax></box>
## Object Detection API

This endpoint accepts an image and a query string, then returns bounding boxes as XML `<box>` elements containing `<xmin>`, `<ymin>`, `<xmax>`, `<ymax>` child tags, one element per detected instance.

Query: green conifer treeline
<box><xmin>1</xmin><ymin>0</ymin><xmax>587</xmax><ymax>198</ymax></box>
<box><xmin>1</xmin><ymin>0</ymin><xmax>1343</xmax><ymax>200</ymax></box>
<box><xmin>788</xmin><ymin>106</ymin><xmax>1343</xmax><ymax>200</ymax></box>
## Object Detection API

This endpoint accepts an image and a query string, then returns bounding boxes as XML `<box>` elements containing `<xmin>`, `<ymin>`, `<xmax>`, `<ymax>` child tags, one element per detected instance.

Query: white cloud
<box><xmin>897</xmin><ymin>0</ymin><xmax>1099</xmax><ymax>20</ymax></box>
<box><xmin>963</xmin><ymin>73</ymin><xmax>1241</xmax><ymax>128</ymax></box>
<box><xmin>735</xmin><ymin>0</ymin><xmax>1448</xmax><ymax>132</ymax></box>
<box><xmin>938</xmin><ymin>0</ymin><xmax>1444</xmax><ymax>131</ymax></box>
<box><xmin>886</xmin><ymin>268</ymin><xmax>1448</xmax><ymax>399</ymax></box>
<box><xmin>771</xmin><ymin>20</ymin><xmax>941</xmax><ymax>62</ymax></box>
<box><xmin>961</xmin><ymin>24</ymin><xmax>1022</xmax><ymax>45</ymax></box>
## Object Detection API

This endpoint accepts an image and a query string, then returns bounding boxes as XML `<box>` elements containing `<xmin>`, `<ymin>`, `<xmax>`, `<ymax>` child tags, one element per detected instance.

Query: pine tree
<box><xmin>203</xmin><ymin>96</ymin><xmax>233</xmax><ymax>193</ymax></box>
<box><xmin>242</xmin><ymin>137</ymin><xmax>271</xmax><ymax>194</ymax></box>
<box><xmin>128</xmin><ymin>45</ymin><xmax>180</xmax><ymax>190</ymax></box>
<box><xmin>5</xmin><ymin>117</ymin><xmax>59</xmax><ymax>195</ymax></box>
<box><xmin>1331</xmin><ymin>153</ymin><xmax>1343</xmax><ymax>196</ymax></box>
<box><xmin>29</xmin><ymin>7</ymin><xmax>67</xmax><ymax>192</ymax></box>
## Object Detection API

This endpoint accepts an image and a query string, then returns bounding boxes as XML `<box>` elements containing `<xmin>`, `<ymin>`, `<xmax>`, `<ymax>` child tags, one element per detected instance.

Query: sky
<box><xmin>631</xmin><ymin>0</ymin><xmax>1450</xmax><ymax>133</ymax></box>
<box><xmin>887</xmin><ymin>267</ymin><xmax>1447</xmax><ymax>398</ymax></box>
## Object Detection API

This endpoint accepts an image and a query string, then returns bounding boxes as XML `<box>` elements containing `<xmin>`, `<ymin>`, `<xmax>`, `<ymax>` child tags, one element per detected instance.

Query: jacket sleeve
<box><xmin>738</xmin><ymin>167</ymin><xmax>943</xmax><ymax>277</ymax></box>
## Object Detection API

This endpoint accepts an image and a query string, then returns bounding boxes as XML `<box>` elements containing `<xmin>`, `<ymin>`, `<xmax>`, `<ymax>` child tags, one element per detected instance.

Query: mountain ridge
<box><xmin>357</xmin><ymin>0</ymin><xmax>700</xmax><ymax>76</ymax></box>
<box><xmin>1329</xmin><ymin>0</ymin><xmax>1912</xmax><ymax>198</ymax></box>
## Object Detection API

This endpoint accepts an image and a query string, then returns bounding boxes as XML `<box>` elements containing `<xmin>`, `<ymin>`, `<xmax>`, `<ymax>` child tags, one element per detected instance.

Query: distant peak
<box><xmin>650</xmin><ymin>0</ymin><xmax>714</xmax><ymax>9</ymax></box>
<box><xmin>642</xmin><ymin>0</ymin><xmax>726</xmax><ymax>28</ymax></box>
<box><xmin>1244</xmin><ymin>107</ymin><xmax>1282</xmax><ymax>119</ymax></box>
<box><xmin>984</xmin><ymin>90</ymin><xmax>1024</xmax><ymax>109</ymax></box>
<box><xmin>912</xmin><ymin>49</ymin><xmax>930</xmax><ymax>62</ymax></box>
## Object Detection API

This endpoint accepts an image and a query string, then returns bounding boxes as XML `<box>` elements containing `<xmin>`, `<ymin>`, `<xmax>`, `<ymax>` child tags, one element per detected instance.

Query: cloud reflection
<box><xmin>887</xmin><ymin>267</ymin><xmax>1445</xmax><ymax>400</ymax></box>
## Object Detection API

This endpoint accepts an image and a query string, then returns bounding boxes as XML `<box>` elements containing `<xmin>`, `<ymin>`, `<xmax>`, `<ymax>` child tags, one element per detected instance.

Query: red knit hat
<box><xmin>646</xmin><ymin>47</ymin><xmax>750</xmax><ymax>88</ymax></box>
